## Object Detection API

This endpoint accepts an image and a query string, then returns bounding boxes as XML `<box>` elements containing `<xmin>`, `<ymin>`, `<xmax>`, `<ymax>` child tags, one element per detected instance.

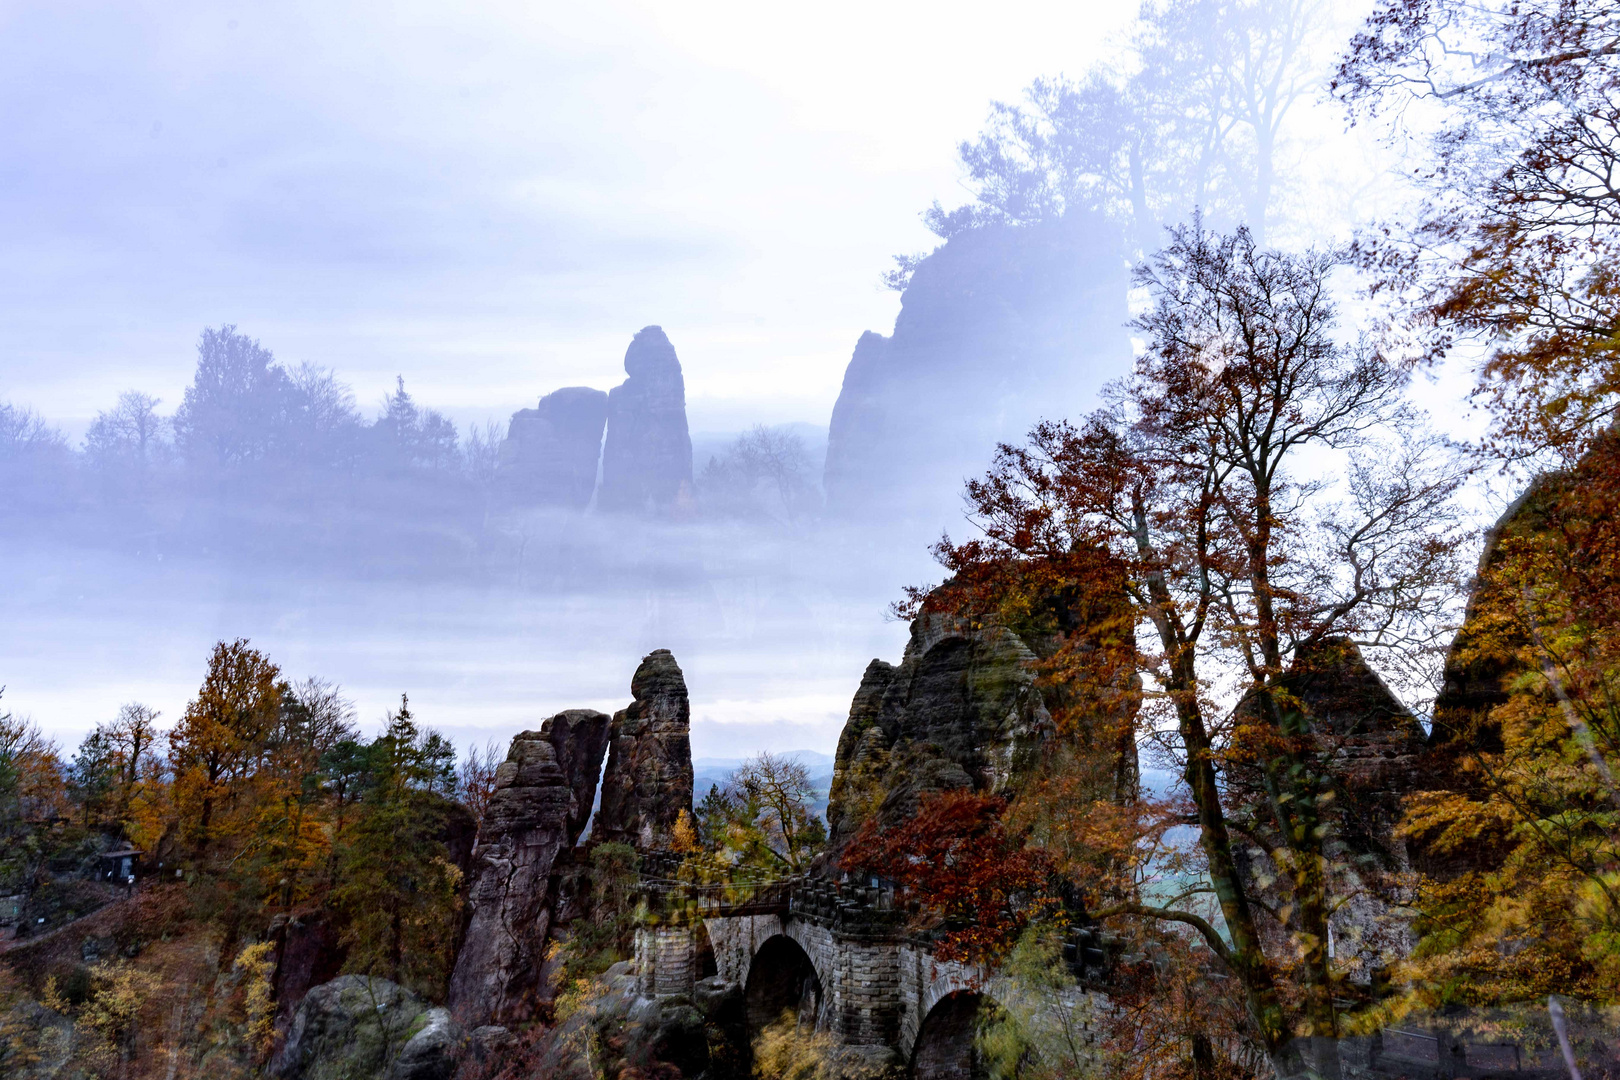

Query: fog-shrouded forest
<box><xmin>5</xmin><ymin>1</ymin><xmax>1620</xmax><ymax>1079</ymax></box>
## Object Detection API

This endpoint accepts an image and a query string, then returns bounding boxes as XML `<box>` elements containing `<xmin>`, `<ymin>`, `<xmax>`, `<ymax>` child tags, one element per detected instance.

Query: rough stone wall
<box><xmin>828</xmin><ymin>936</ymin><xmax>901</xmax><ymax>1047</ymax></box>
<box><xmin>683</xmin><ymin>913</ymin><xmax>1107</xmax><ymax>1065</ymax></box>
<box><xmin>595</xmin><ymin>649</ymin><xmax>695</xmax><ymax>849</ymax></box>
<box><xmin>633</xmin><ymin>925</ymin><xmax>698</xmax><ymax>997</ymax></box>
<box><xmin>598</xmin><ymin>326</ymin><xmax>694</xmax><ymax>515</ymax></box>
<box><xmin>447</xmin><ymin>710</ymin><xmax>612</xmax><ymax>1027</ymax></box>
<box><xmin>497</xmin><ymin>386</ymin><xmax>608</xmax><ymax>509</ymax></box>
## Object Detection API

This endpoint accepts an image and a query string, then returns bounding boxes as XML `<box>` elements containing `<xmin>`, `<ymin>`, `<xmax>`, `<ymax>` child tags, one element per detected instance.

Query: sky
<box><xmin>3</xmin><ymin>0</ymin><xmax>1503</xmax><ymax>762</ymax></box>
<box><xmin>1</xmin><ymin>0</ymin><xmax>1152</xmax><ymax>756</ymax></box>
<box><xmin>0</xmin><ymin>0</ymin><xmax>1139</xmax><ymax>435</ymax></box>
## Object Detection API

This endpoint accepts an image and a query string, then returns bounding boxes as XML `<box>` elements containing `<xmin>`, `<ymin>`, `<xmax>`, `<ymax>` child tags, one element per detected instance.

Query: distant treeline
<box><xmin>0</xmin><ymin>326</ymin><xmax>818</xmax><ymax>578</ymax></box>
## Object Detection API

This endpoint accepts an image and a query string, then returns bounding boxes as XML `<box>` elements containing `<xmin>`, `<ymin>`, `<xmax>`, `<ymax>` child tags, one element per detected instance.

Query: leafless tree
<box><xmin>728</xmin><ymin>752</ymin><xmax>825</xmax><ymax>873</ymax></box>
<box><xmin>456</xmin><ymin>741</ymin><xmax>505</xmax><ymax>823</ymax></box>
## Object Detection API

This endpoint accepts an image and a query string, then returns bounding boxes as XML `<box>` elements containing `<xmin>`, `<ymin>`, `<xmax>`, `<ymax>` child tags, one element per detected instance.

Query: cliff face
<box><xmin>1225</xmin><ymin>638</ymin><xmax>1428</xmax><ymax>983</ymax></box>
<box><xmin>823</xmin><ymin>601</ymin><xmax>1137</xmax><ymax>864</ymax></box>
<box><xmin>498</xmin><ymin>387</ymin><xmax>609</xmax><ymax>510</ymax></box>
<box><xmin>447</xmin><ymin>710</ymin><xmax>612</xmax><ymax>1027</ymax></box>
<box><xmin>823</xmin><ymin>215</ymin><xmax>1129</xmax><ymax>521</ymax></box>
<box><xmin>595</xmin><ymin>649</ymin><xmax>696</xmax><ymax>849</ymax></box>
<box><xmin>597</xmin><ymin>326</ymin><xmax>694</xmax><ymax>515</ymax></box>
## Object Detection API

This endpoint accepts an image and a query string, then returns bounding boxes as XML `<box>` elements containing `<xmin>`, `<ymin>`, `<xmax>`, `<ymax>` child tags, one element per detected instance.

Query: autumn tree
<box><xmin>167</xmin><ymin>639</ymin><xmax>283</xmax><ymax>858</ymax></box>
<box><xmin>0</xmin><ymin>693</ymin><xmax>66</xmax><ymax>892</ymax></box>
<box><xmin>1337</xmin><ymin>0</ymin><xmax>1620</xmax><ymax>459</ymax></box>
<box><xmin>922</xmin><ymin>223</ymin><xmax>1465</xmax><ymax>1077</ymax></box>
<box><xmin>697</xmin><ymin>752</ymin><xmax>827</xmax><ymax>874</ymax></box>
<box><xmin>244</xmin><ymin>679</ymin><xmax>357</xmax><ymax>908</ymax></box>
<box><xmin>842</xmin><ymin>790</ymin><xmax>1057</xmax><ymax>963</ymax></box>
<box><xmin>1382</xmin><ymin>434</ymin><xmax>1620</xmax><ymax>1009</ymax></box>
<box><xmin>455</xmin><ymin>739</ymin><xmax>504</xmax><ymax>823</ymax></box>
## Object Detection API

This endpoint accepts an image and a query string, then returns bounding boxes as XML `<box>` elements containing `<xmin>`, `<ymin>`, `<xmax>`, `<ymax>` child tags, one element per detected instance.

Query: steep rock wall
<box><xmin>498</xmin><ymin>386</ymin><xmax>609</xmax><ymax>510</ymax></box>
<box><xmin>823</xmin><ymin>601</ymin><xmax>1137</xmax><ymax>865</ymax></box>
<box><xmin>447</xmin><ymin>710</ymin><xmax>611</xmax><ymax>1027</ymax></box>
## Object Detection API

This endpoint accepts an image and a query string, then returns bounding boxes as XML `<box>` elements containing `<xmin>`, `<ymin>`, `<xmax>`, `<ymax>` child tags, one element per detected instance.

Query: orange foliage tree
<box><xmin>167</xmin><ymin>639</ymin><xmax>283</xmax><ymax>859</ymax></box>
<box><xmin>1338</xmin><ymin>0</ymin><xmax>1620</xmax><ymax>460</ymax></box>
<box><xmin>910</xmin><ymin>222</ymin><xmax>1467</xmax><ymax>1075</ymax></box>
<box><xmin>841</xmin><ymin>790</ymin><xmax>1058</xmax><ymax>963</ymax></box>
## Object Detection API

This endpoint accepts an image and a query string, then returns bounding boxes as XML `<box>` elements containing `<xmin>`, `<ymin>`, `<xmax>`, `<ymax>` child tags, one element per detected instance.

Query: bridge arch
<box><xmin>912</xmin><ymin>989</ymin><xmax>996</xmax><ymax>1080</ymax></box>
<box><xmin>744</xmin><ymin>933</ymin><xmax>823</xmax><ymax>1035</ymax></box>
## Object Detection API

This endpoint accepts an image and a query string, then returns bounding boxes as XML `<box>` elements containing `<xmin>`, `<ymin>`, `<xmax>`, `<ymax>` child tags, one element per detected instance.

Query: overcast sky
<box><xmin>0</xmin><ymin>0</ymin><xmax>1140</xmax><ymax>435</ymax></box>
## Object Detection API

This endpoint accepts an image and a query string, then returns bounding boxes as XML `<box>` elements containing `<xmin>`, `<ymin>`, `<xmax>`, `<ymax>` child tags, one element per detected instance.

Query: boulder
<box><xmin>272</xmin><ymin>975</ymin><xmax>428</xmax><ymax>1080</ymax></box>
<box><xmin>594</xmin><ymin>649</ymin><xmax>695</xmax><ymax>849</ymax></box>
<box><xmin>497</xmin><ymin>386</ymin><xmax>609</xmax><ymax>510</ymax></box>
<box><xmin>446</xmin><ymin>710</ymin><xmax>612</xmax><ymax>1027</ymax></box>
<box><xmin>597</xmin><ymin>326</ymin><xmax>694</xmax><ymax>515</ymax></box>
<box><xmin>383</xmin><ymin>1007</ymin><xmax>462</xmax><ymax>1080</ymax></box>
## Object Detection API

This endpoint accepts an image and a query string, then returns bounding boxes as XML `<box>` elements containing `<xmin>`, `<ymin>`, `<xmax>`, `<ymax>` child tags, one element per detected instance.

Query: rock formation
<box><xmin>597</xmin><ymin>326</ymin><xmax>694</xmax><ymax>515</ymax></box>
<box><xmin>594</xmin><ymin>649</ymin><xmax>695</xmax><ymax>849</ymax></box>
<box><xmin>824</xmin><ymin>594</ymin><xmax>1138</xmax><ymax>863</ymax></box>
<box><xmin>274</xmin><ymin>975</ymin><xmax>461</xmax><ymax>1080</ymax></box>
<box><xmin>1226</xmin><ymin>638</ymin><xmax>1428</xmax><ymax>983</ymax></box>
<box><xmin>446</xmin><ymin>709</ymin><xmax>612</xmax><ymax>1027</ymax></box>
<box><xmin>497</xmin><ymin>386</ymin><xmax>609</xmax><ymax>510</ymax></box>
<box><xmin>823</xmin><ymin>214</ymin><xmax>1130</xmax><ymax>522</ymax></box>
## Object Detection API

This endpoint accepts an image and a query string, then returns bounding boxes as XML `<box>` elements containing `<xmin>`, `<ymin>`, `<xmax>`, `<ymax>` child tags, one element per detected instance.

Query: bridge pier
<box><xmin>633</xmin><ymin>923</ymin><xmax>699</xmax><ymax>998</ymax></box>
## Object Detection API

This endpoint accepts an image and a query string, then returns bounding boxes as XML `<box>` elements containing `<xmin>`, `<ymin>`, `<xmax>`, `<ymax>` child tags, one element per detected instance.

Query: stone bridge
<box><xmin>629</xmin><ymin>855</ymin><xmax>1107</xmax><ymax>1076</ymax></box>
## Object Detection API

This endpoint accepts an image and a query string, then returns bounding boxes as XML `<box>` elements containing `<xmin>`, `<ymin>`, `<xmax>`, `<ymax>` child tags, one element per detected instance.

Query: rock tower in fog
<box><xmin>597</xmin><ymin>326</ymin><xmax>694</xmax><ymax>514</ymax></box>
<box><xmin>498</xmin><ymin>386</ymin><xmax>609</xmax><ymax>510</ymax></box>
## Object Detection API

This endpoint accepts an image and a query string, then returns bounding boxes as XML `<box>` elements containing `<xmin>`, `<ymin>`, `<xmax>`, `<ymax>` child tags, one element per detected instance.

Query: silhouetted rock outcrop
<box><xmin>824</xmin><ymin>590</ymin><xmax>1138</xmax><ymax>865</ymax></box>
<box><xmin>498</xmin><ymin>386</ymin><xmax>609</xmax><ymax>509</ymax></box>
<box><xmin>824</xmin><ymin>215</ymin><xmax>1129</xmax><ymax>521</ymax></box>
<box><xmin>594</xmin><ymin>649</ymin><xmax>695</xmax><ymax>849</ymax></box>
<box><xmin>447</xmin><ymin>710</ymin><xmax>612</xmax><ymax>1027</ymax></box>
<box><xmin>598</xmin><ymin>327</ymin><xmax>694</xmax><ymax>515</ymax></box>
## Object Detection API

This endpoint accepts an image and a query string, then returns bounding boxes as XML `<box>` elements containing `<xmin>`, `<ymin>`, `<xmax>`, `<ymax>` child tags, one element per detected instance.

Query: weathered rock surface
<box><xmin>383</xmin><ymin>1007</ymin><xmax>462</xmax><ymax>1080</ymax></box>
<box><xmin>823</xmin><ymin>214</ymin><xmax>1129</xmax><ymax>521</ymax></box>
<box><xmin>272</xmin><ymin>975</ymin><xmax>439</xmax><ymax>1080</ymax></box>
<box><xmin>824</xmin><ymin>598</ymin><xmax>1137</xmax><ymax>863</ymax></box>
<box><xmin>446</xmin><ymin>709</ymin><xmax>612</xmax><ymax>1027</ymax></box>
<box><xmin>498</xmin><ymin>386</ymin><xmax>609</xmax><ymax>510</ymax></box>
<box><xmin>1227</xmin><ymin>638</ymin><xmax>1427</xmax><ymax>983</ymax></box>
<box><xmin>269</xmin><ymin>909</ymin><xmax>346</xmax><ymax>1046</ymax></box>
<box><xmin>598</xmin><ymin>326</ymin><xmax>694</xmax><ymax>515</ymax></box>
<box><xmin>594</xmin><ymin>649</ymin><xmax>695</xmax><ymax>849</ymax></box>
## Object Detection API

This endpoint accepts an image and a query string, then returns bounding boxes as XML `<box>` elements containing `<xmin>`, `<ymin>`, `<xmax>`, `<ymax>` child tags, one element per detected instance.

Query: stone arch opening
<box><xmin>694</xmin><ymin>920</ymin><xmax>718</xmax><ymax>980</ymax></box>
<box><xmin>912</xmin><ymin>990</ymin><xmax>992</xmax><ymax>1080</ymax></box>
<box><xmin>744</xmin><ymin>933</ymin><xmax>822</xmax><ymax>1035</ymax></box>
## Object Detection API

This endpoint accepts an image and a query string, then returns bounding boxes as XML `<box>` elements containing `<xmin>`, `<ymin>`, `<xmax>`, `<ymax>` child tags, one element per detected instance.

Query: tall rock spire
<box><xmin>597</xmin><ymin>326</ymin><xmax>694</xmax><ymax>515</ymax></box>
<box><xmin>447</xmin><ymin>710</ymin><xmax>612</xmax><ymax>1027</ymax></box>
<box><xmin>594</xmin><ymin>649</ymin><xmax>695</xmax><ymax>849</ymax></box>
